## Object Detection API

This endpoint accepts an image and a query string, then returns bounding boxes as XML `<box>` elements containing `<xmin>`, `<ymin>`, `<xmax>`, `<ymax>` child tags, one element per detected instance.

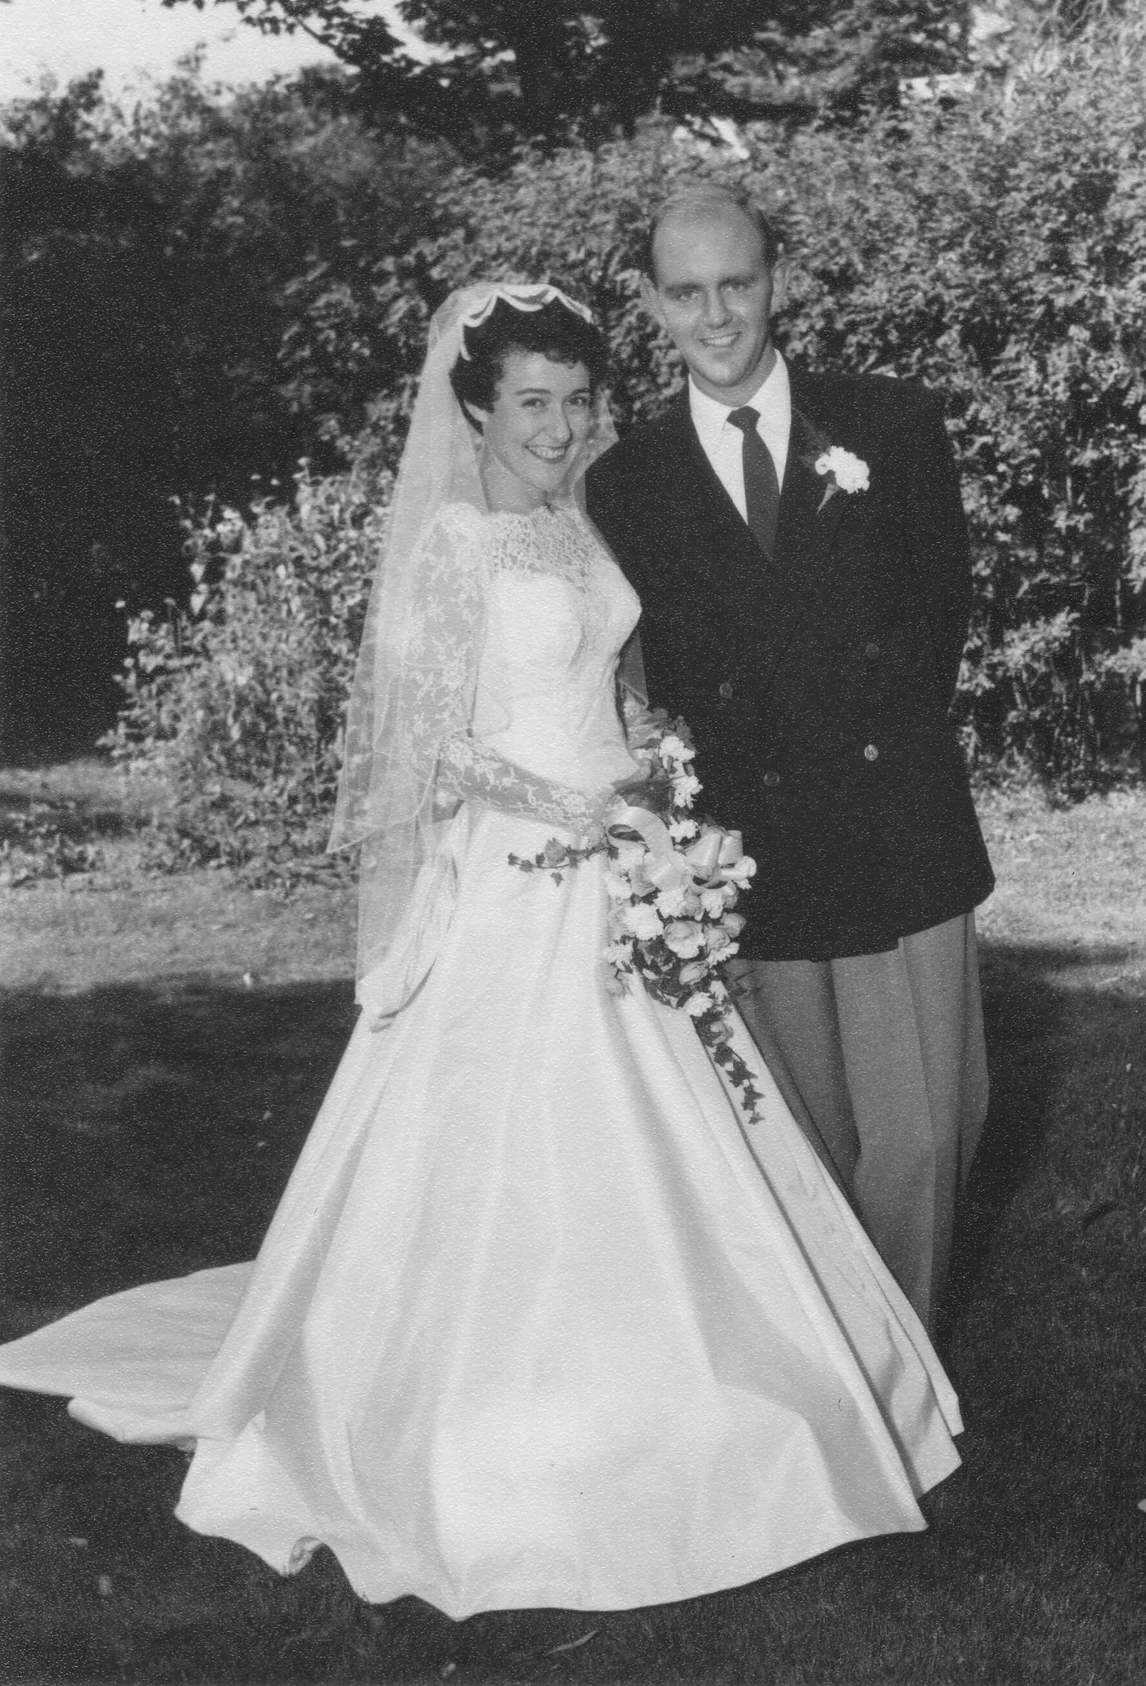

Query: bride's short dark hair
<box><xmin>450</xmin><ymin>295</ymin><xmax>606</xmax><ymax>421</ymax></box>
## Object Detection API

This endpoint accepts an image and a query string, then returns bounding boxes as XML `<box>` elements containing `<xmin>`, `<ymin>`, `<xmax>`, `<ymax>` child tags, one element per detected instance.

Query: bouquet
<box><xmin>510</xmin><ymin>710</ymin><xmax>764</xmax><ymax>1124</ymax></box>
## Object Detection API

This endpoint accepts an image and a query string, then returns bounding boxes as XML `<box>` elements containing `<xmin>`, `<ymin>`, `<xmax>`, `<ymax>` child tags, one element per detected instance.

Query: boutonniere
<box><xmin>794</xmin><ymin>414</ymin><xmax>871</xmax><ymax>511</ymax></box>
<box><xmin>813</xmin><ymin>446</ymin><xmax>870</xmax><ymax>499</ymax></box>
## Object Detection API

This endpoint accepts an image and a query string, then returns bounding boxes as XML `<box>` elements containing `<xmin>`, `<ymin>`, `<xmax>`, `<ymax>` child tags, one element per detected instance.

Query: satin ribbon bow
<box><xmin>607</xmin><ymin>804</ymin><xmax>746</xmax><ymax>896</ymax></box>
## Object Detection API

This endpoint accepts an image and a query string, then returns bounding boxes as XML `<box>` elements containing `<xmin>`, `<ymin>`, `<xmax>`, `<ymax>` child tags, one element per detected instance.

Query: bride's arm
<box><xmin>406</xmin><ymin>510</ymin><xmax>613</xmax><ymax>832</ymax></box>
<box><xmin>437</xmin><ymin>734</ymin><xmax>610</xmax><ymax>831</ymax></box>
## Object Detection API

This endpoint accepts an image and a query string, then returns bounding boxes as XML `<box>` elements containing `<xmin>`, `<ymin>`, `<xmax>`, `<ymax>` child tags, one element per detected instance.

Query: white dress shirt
<box><xmin>688</xmin><ymin>355</ymin><xmax>792</xmax><ymax>523</ymax></box>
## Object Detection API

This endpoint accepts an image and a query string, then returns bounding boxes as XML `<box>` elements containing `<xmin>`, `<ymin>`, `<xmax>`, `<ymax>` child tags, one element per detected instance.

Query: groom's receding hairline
<box><xmin>643</xmin><ymin>185</ymin><xmax>781</xmax><ymax>281</ymax></box>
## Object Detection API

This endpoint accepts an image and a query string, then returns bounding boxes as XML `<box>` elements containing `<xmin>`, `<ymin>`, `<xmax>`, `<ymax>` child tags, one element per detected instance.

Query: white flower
<box><xmin>664</xmin><ymin>919</ymin><xmax>706</xmax><ymax>958</ymax></box>
<box><xmin>672</xmin><ymin>772</ymin><xmax>702</xmax><ymax>808</ymax></box>
<box><xmin>668</xmin><ymin>817</ymin><xmax>700</xmax><ymax>842</ymax></box>
<box><xmin>679</xmin><ymin>959</ymin><xmax>712</xmax><ymax>985</ymax></box>
<box><xmin>655</xmin><ymin>883</ymin><xmax>694</xmax><ymax>918</ymax></box>
<box><xmin>603</xmin><ymin>870</ymin><xmax>632</xmax><ymax>901</ymax></box>
<box><xmin>604</xmin><ymin>940</ymin><xmax>632</xmax><ymax>969</ymax></box>
<box><xmin>814</xmin><ymin>447</ymin><xmax>870</xmax><ymax>494</ymax></box>
<box><xmin>626</xmin><ymin>861</ymin><xmax>657</xmax><ymax>898</ymax></box>
<box><xmin>657</xmin><ymin>733</ymin><xmax>691</xmax><ymax>766</ymax></box>
<box><xmin>700</xmin><ymin>885</ymin><xmax>733</xmax><ymax>918</ymax></box>
<box><xmin>611</xmin><ymin>840</ymin><xmax>647</xmax><ymax>874</ymax></box>
<box><xmin>624</xmin><ymin>901</ymin><xmax>664</xmax><ymax>940</ymax></box>
<box><xmin>685</xmin><ymin>991</ymin><xmax>715</xmax><ymax>1018</ymax></box>
<box><xmin>723</xmin><ymin>856</ymin><xmax>756</xmax><ymax>886</ymax></box>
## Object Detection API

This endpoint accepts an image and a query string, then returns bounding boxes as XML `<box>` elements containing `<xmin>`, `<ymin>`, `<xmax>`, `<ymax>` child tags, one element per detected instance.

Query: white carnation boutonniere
<box><xmin>796</xmin><ymin>413</ymin><xmax>871</xmax><ymax>513</ymax></box>
<box><xmin>814</xmin><ymin>446</ymin><xmax>870</xmax><ymax>499</ymax></box>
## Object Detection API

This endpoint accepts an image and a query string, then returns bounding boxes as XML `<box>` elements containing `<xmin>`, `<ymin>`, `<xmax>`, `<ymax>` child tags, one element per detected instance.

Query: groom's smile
<box><xmin>642</xmin><ymin>203</ymin><xmax>790</xmax><ymax>407</ymax></box>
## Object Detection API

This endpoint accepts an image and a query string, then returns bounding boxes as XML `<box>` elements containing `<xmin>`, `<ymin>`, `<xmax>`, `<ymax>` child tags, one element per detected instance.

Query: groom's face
<box><xmin>642</xmin><ymin>206</ymin><xmax>789</xmax><ymax>406</ymax></box>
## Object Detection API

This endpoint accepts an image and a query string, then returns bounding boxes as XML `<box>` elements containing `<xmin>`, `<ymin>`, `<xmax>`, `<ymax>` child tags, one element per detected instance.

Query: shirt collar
<box><xmin>688</xmin><ymin>353</ymin><xmax>790</xmax><ymax>448</ymax></box>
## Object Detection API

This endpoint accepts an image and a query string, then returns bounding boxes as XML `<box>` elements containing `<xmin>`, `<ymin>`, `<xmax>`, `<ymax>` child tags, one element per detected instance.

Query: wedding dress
<box><xmin>0</xmin><ymin>501</ymin><xmax>961</xmax><ymax>1618</ymax></box>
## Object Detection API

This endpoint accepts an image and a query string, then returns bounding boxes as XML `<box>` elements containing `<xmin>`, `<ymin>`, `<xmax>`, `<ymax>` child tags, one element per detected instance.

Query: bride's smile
<box><xmin>466</xmin><ymin>350</ymin><xmax>594</xmax><ymax>511</ymax></box>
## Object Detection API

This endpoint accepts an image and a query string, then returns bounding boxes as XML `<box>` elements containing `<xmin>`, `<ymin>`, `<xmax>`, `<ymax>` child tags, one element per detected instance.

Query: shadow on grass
<box><xmin>944</xmin><ymin>937</ymin><xmax>1145</xmax><ymax>1336</ymax></box>
<box><xmin>1</xmin><ymin>953</ymin><xmax>1144</xmax><ymax>1683</ymax></box>
<box><xmin>0</xmin><ymin>977</ymin><xmax>356</xmax><ymax>1319</ymax></box>
<box><xmin>941</xmin><ymin>939</ymin><xmax>1067</xmax><ymax>1331</ymax></box>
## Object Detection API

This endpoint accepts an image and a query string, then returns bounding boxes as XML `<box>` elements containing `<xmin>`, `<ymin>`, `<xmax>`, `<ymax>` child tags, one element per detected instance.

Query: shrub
<box><xmin>348</xmin><ymin>2</ymin><xmax>1146</xmax><ymax>789</ymax></box>
<box><xmin>106</xmin><ymin>6</ymin><xmax>1146</xmax><ymax>880</ymax></box>
<box><xmin>0</xmin><ymin>66</ymin><xmax>447</xmax><ymax>759</ymax></box>
<box><xmin>104</xmin><ymin>455</ymin><xmax>390</xmax><ymax>881</ymax></box>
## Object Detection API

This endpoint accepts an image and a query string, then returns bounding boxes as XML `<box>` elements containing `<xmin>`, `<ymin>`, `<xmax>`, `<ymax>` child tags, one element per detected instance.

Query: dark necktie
<box><xmin>728</xmin><ymin>406</ymin><xmax>780</xmax><ymax>559</ymax></box>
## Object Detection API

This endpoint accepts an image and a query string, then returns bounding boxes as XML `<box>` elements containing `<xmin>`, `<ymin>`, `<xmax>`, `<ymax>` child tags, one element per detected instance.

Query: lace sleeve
<box><xmin>438</xmin><ymin>734</ymin><xmax>607</xmax><ymax>830</ymax></box>
<box><xmin>406</xmin><ymin>508</ymin><xmax>611</xmax><ymax>832</ymax></box>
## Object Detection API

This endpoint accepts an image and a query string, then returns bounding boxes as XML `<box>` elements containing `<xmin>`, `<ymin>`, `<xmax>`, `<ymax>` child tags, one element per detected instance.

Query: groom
<box><xmin>587</xmin><ymin>183</ymin><xmax>994</xmax><ymax>1334</ymax></box>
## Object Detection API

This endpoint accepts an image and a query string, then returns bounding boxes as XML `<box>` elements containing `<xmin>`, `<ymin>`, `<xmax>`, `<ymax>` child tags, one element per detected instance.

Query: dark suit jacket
<box><xmin>586</xmin><ymin>368</ymin><xmax>994</xmax><ymax>961</ymax></box>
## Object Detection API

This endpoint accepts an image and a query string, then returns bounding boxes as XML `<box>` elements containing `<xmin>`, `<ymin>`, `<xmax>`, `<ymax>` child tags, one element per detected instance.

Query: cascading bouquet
<box><xmin>509</xmin><ymin>710</ymin><xmax>764</xmax><ymax>1124</ymax></box>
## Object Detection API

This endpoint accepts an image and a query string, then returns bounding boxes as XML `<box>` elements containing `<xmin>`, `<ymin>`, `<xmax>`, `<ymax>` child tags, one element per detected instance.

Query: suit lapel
<box><xmin>752</xmin><ymin>382</ymin><xmax>858</xmax><ymax>696</ymax></box>
<box><xmin>788</xmin><ymin>394</ymin><xmax>852</xmax><ymax>551</ymax></box>
<box><xmin>646</xmin><ymin>383</ymin><xmax>859</xmax><ymax>701</ymax></box>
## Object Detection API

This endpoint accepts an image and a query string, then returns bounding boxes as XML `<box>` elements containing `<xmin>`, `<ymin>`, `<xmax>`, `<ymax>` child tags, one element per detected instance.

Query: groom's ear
<box><xmin>639</xmin><ymin>272</ymin><xmax>668</xmax><ymax>333</ymax></box>
<box><xmin>770</xmin><ymin>252</ymin><xmax>792</xmax><ymax>315</ymax></box>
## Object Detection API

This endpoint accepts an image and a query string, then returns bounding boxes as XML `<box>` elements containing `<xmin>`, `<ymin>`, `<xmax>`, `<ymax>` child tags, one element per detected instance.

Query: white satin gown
<box><xmin>0</xmin><ymin>503</ymin><xmax>961</xmax><ymax>1618</ymax></box>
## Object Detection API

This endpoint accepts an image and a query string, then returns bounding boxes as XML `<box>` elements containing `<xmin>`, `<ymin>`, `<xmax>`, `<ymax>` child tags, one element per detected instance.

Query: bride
<box><xmin>0</xmin><ymin>282</ymin><xmax>961</xmax><ymax>1619</ymax></box>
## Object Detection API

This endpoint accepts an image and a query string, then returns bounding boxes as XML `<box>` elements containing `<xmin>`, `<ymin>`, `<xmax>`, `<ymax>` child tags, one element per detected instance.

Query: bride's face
<box><xmin>473</xmin><ymin>351</ymin><xmax>594</xmax><ymax>512</ymax></box>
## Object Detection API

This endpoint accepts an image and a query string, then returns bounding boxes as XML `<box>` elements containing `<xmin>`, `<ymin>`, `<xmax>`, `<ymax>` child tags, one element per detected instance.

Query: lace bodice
<box><xmin>409</xmin><ymin>502</ymin><xmax>641</xmax><ymax>832</ymax></box>
<box><xmin>471</xmin><ymin>501</ymin><xmax>609</xmax><ymax>586</ymax></box>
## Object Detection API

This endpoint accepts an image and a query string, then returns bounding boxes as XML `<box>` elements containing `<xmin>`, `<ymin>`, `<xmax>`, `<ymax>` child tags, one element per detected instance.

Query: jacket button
<box><xmin>718</xmin><ymin>680</ymin><xmax>734</xmax><ymax>699</ymax></box>
<box><xmin>863</xmin><ymin>743</ymin><xmax>879</xmax><ymax>762</ymax></box>
<box><xmin>763</xmin><ymin>770</ymin><xmax>781</xmax><ymax>787</ymax></box>
<box><xmin>864</xmin><ymin>641</ymin><xmax>881</xmax><ymax>660</ymax></box>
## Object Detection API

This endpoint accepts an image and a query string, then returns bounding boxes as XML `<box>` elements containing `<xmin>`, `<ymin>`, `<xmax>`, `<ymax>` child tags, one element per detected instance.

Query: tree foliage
<box><xmin>5</xmin><ymin>0</ymin><xmax>1144</xmax><ymax>859</ymax></box>
<box><xmin>160</xmin><ymin>0</ymin><xmax>972</xmax><ymax>143</ymax></box>
<box><xmin>109</xmin><ymin>0</ymin><xmax>1146</xmax><ymax>875</ymax></box>
<box><xmin>0</xmin><ymin>65</ymin><xmax>445</xmax><ymax>759</ymax></box>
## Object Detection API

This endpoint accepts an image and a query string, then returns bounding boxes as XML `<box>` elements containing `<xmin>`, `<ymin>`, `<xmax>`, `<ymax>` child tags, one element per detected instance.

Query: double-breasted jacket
<box><xmin>586</xmin><ymin>369</ymin><xmax>994</xmax><ymax>961</ymax></box>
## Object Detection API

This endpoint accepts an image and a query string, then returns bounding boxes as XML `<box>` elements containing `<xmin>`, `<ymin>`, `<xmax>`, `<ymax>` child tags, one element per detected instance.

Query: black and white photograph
<box><xmin>1</xmin><ymin>3</ymin><xmax>1143</xmax><ymax>1681</ymax></box>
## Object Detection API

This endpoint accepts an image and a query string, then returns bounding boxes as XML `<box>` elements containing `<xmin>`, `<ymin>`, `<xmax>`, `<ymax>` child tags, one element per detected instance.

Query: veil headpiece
<box><xmin>327</xmin><ymin>280</ymin><xmax>617</xmax><ymax>1008</ymax></box>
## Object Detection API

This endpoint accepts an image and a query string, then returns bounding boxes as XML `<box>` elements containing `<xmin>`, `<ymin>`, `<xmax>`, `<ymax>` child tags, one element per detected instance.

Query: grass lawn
<box><xmin>1</xmin><ymin>765</ymin><xmax>1144</xmax><ymax>1684</ymax></box>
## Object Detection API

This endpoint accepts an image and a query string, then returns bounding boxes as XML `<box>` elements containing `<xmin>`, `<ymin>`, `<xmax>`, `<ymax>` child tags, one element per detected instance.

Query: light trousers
<box><xmin>728</xmin><ymin>914</ymin><xmax>988</xmax><ymax>1333</ymax></box>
